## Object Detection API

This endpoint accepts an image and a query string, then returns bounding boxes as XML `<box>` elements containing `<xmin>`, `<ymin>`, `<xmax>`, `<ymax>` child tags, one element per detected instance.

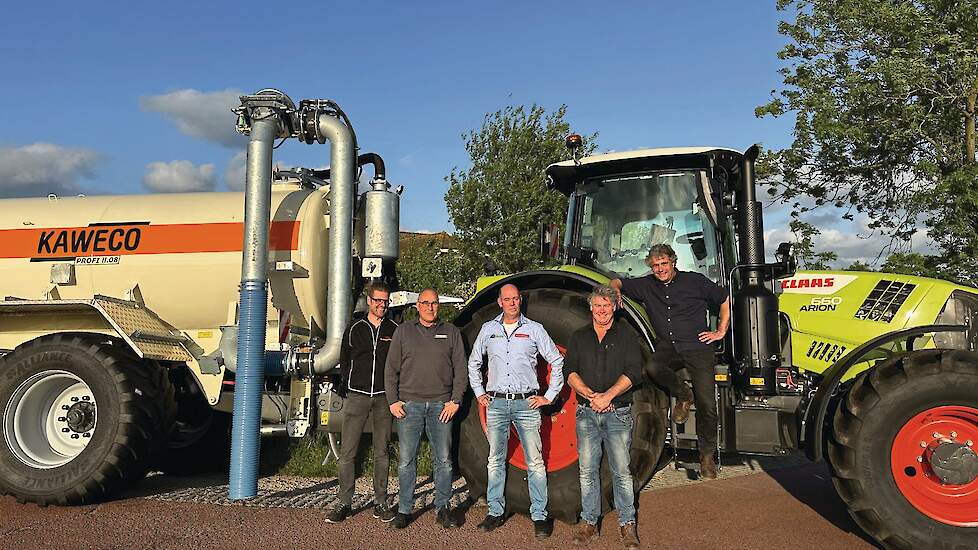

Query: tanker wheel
<box><xmin>150</xmin><ymin>371</ymin><xmax>231</xmax><ymax>476</ymax></box>
<box><xmin>0</xmin><ymin>334</ymin><xmax>176</xmax><ymax>505</ymax></box>
<box><xmin>827</xmin><ymin>349</ymin><xmax>978</xmax><ymax>549</ymax></box>
<box><xmin>458</xmin><ymin>288</ymin><xmax>667</xmax><ymax>524</ymax></box>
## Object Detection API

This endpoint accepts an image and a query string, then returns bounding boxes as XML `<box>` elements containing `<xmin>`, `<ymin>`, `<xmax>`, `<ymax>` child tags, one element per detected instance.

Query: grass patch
<box><xmin>269</xmin><ymin>433</ymin><xmax>433</xmax><ymax>478</ymax></box>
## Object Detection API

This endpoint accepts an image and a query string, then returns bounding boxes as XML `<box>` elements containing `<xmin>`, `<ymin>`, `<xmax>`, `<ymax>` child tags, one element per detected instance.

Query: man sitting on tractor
<box><xmin>611</xmin><ymin>243</ymin><xmax>729</xmax><ymax>478</ymax></box>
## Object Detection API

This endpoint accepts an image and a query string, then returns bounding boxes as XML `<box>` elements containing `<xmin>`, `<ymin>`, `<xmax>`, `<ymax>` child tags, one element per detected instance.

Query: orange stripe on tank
<box><xmin>0</xmin><ymin>221</ymin><xmax>300</xmax><ymax>260</ymax></box>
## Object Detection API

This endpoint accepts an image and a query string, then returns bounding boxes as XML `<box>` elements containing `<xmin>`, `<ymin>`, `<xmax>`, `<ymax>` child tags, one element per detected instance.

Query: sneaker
<box><xmin>572</xmin><ymin>522</ymin><xmax>597</xmax><ymax>545</ymax></box>
<box><xmin>533</xmin><ymin>518</ymin><xmax>553</xmax><ymax>539</ymax></box>
<box><xmin>373</xmin><ymin>503</ymin><xmax>396</xmax><ymax>522</ymax></box>
<box><xmin>672</xmin><ymin>388</ymin><xmax>694</xmax><ymax>424</ymax></box>
<box><xmin>325</xmin><ymin>504</ymin><xmax>351</xmax><ymax>523</ymax></box>
<box><xmin>476</xmin><ymin>514</ymin><xmax>506</xmax><ymax>532</ymax></box>
<box><xmin>435</xmin><ymin>507</ymin><xmax>459</xmax><ymax>529</ymax></box>
<box><xmin>391</xmin><ymin>512</ymin><xmax>411</xmax><ymax>529</ymax></box>
<box><xmin>620</xmin><ymin>522</ymin><xmax>640</xmax><ymax>550</ymax></box>
<box><xmin>700</xmin><ymin>452</ymin><xmax>718</xmax><ymax>479</ymax></box>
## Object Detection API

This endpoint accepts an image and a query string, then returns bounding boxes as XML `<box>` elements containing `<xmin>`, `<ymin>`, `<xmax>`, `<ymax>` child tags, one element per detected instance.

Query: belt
<box><xmin>488</xmin><ymin>391</ymin><xmax>538</xmax><ymax>400</ymax></box>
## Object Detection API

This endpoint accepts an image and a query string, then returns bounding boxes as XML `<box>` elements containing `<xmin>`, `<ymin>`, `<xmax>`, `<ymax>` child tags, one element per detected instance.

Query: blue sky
<box><xmin>0</xmin><ymin>1</ymin><xmax>926</xmax><ymax>265</ymax></box>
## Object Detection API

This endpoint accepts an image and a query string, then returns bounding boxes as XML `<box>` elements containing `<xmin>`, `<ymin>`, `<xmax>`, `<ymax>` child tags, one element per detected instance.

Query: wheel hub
<box><xmin>928</xmin><ymin>441</ymin><xmax>978</xmax><ymax>486</ymax></box>
<box><xmin>891</xmin><ymin>405</ymin><xmax>978</xmax><ymax>527</ymax></box>
<box><xmin>65</xmin><ymin>401</ymin><xmax>97</xmax><ymax>433</ymax></box>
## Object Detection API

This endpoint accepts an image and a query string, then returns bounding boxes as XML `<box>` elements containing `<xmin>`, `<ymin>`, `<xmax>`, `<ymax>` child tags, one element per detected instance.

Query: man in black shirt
<box><xmin>326</xmin><ymin>282</ymin><xmax>398</xmax><ymax>523</ymax></box>
<box><xmin>565</xmin><ymin>285</ymin><xmax>642</xmax><ymax>550</ymax></box>
<box><xmin>610</xmin><ymin>244</ymin><xmax>729</xmax><ymax>479</ymax></box>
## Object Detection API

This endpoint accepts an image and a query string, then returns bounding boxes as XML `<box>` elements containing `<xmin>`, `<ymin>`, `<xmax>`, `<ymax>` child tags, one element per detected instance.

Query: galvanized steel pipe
<box><xmin>312</xmin><ymin>113</ymin><xmax>356</xmax><ymax>374</ymax></box>
<box><xmin>229</xmin><ymin>116</ymin><xmax>278</xmax><ymax>501</ymax></box>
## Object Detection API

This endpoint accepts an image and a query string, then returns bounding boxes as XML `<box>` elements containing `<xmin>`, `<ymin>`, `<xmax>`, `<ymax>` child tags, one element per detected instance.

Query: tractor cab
<box><xmin>545</xmin><ymin>145</ymin><xmax>745</xmax><ymax>284</ymax></box>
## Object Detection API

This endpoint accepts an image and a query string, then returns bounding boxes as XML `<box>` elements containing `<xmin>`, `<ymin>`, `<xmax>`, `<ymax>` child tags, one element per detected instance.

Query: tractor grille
<box><xmin>854</xmin><ymin>280</ymin><xmax>916</xmax><ymax>323</ymax></box>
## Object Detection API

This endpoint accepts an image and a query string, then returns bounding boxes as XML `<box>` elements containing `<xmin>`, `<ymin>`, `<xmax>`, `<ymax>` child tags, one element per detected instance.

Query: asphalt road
<box><xmin>0</xmin><ymin>461</ymin><xmax>878</xmax><ymax>550</ymax></box>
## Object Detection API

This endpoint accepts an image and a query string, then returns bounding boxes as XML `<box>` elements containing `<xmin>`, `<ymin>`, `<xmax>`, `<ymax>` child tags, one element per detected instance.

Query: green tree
<box><xmin>758</xmin><ymin>0</ymin><xmax>978</xmax><ymax>283</ymax></box>
<box><xmin>445</xmin><ymin>105</ymin><xmax>596</xmax><ymax>277</ymax></box>
<box><xmin>879</xmin><ymin>251</ymin><xmax>945</xmax><ymax>279</ymax></box>
<box><xmin>845</xmin><ymin>260</ymin><xmax>874</xmax><ymax>272</ymax></box>
<box><xmin>397</xmin><ymin>237</ymin><xmax>472</xmax><ymax>303</ymax></box>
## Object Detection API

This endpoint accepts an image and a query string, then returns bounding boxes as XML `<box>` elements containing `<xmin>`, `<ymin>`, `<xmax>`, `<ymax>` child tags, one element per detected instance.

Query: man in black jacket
<box><xmin>326</xmin><ymin>282</ymin><xmax>398</xmax><ymax>523</ymax></box>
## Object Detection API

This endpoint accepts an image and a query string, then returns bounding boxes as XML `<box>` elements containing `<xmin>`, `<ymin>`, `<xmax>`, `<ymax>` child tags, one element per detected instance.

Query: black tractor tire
<box><xmin>827</xmin><ymin>349</ymin><xmax>978</xmax><ymax>550</ymax></box>
<box><xmin>0</xmin><ymin>334</ymin><xmax>176</xmax><ymax>505</ymax></box>
<box><xmin>457</xmin><ymin>288</ymin><xmax>667</xmax><ymax>524</ymax></box>
<box><xmin>150</xmin><ymin>371</ymin><xmax>231</xmax><ymax>476</ymax></box>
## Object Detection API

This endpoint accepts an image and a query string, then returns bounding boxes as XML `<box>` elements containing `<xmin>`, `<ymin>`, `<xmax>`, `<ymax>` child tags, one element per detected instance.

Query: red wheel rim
<box><xmin>478</xmin><ymin>345</ymin><xmax>579</xmax><ymax>472</ymax></box>
<box><xmin>890</xmin><ymin>405</ymin><xmax>978</xmax><ymax>527</ymax></box>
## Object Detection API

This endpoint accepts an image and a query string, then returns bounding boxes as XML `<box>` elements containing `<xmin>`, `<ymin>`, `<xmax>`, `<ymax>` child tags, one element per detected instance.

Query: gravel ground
<box><xmin>0</xmin><ymin>453</ymin><xmax>878</xmax><ymax>550</ymax></box>
<box><xmin>136</xmin><ymin>451</ymin><xmax>812</xmax><ymax>511</ymax></box>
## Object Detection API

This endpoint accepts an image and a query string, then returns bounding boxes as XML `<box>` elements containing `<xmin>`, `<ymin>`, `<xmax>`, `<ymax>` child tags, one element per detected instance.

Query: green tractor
<box><xmin>453</xmin><ymin>140</ymin><xmax>978</xmax><ymax>549</ymax></box>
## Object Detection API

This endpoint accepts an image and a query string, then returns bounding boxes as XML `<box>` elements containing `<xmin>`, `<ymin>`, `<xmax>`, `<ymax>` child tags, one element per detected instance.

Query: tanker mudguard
<box><xmin>802</xmin><ymin>323</ymin><xmax>968</xmax><ymax>461</ymax></box>
<box><xmin>0</xmin><ymin>296</ymin><xmax>194</xmax><ymax>362</ymax></box>
<box><xmin>454</xmin><ymin>267</ymin><xmax>655</xmax><ymax>348</ymax></box>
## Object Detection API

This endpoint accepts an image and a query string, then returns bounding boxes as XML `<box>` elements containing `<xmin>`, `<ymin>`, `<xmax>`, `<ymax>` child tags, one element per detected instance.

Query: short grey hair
<box><xmin>646</xmin><ymin>243</ymin><xmax>677</xmax><ymax>264</ymax></box>
<box><xmin>588</xmin><ymin>285</ymin><xmax>618</xmax><ymax>309</ymax></box>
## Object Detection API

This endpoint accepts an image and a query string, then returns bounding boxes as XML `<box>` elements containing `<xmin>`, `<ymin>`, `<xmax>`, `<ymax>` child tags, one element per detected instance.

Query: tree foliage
<box><xmin>397</xmin><ymin>237</ymin><xmax>472</xmax><ymax>300</ymax></box>
<box><xmin>758</xmin><ymin>0</ymin><xmax>978</xmax><ymax>283</ymax></box>
<box><xmin>444</xmin><ymin>105</ymin><xmax>596</xmax><ymax>277</ymax></box>
<box><xmin>879</xmin><ymin>251</ymin><xmax>945</xmax><ymax>279</ymax></box>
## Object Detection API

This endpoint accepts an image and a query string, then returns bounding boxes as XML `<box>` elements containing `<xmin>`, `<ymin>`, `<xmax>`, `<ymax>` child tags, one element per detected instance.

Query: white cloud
<box><xmin>143</xmin><ymin>160</ymin><xmax>216</xmax><ymax>193</ymax></box>
<box><xmin>0</xmin><ymin>143</ymin><xmax>99</xmax><ymax>198</ymax></box>
<box><xmin>140</xmin><ymin>89</ymin><xmax>247</xmax><ymax>148</ymax></box>
<box><xmin>224</xmin><ymin>151</ymin><xmax>247</xmax><ymax>191</ymax></box>
<box><xmin>764</xmin><ymin>212</ymin><xmax>937</xmax><ymax>268</ymax></box>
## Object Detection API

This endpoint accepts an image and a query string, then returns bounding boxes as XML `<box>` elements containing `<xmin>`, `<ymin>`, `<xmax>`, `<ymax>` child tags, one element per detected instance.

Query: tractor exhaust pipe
<box><xmin>732</xmin><ymin>145</ymin><xmax>782</xmax><ymax>395</ymax></box>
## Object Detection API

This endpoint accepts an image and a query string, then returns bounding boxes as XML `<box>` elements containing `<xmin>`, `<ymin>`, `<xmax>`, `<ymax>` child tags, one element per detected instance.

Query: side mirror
<box><xmin>539</xmin><ymin>223</ymin><xmax>560</xmax><ymax>260</ymax></box>
<box><xmin>773</xmin><ymin>241</ymin><xmax>797</xmax><ymax>279</ymax></box>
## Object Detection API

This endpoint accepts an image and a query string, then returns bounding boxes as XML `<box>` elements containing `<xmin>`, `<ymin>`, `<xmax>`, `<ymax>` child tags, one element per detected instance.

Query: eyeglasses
<box><xmin>417</xmin><ymin>300</ymin><xmax>439</xmax><ymax>307</ymax></box>
<box><xmin>367</xmin><ymin>296</ymin><xmax>390</xmax><ymax>304</ymax></box>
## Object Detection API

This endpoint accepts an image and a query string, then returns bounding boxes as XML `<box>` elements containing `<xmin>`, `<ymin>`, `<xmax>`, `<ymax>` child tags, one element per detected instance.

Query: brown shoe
<box><xmin>700</xmin><ymin>452</ymin><xmax>718</xmax><ymax>479</ymax></box>
<box><xmin>620</xmin><ymin>523</ymin><xmax>640</xmax><ymax>550</ymax></box>
<box><xmin>572</xmin><ymin>522</ymin><xmax>597</xmax><ymax>546</ymax></box>
<box><xmin>671</xmin><ymin>388</ymin><xmax>694</xmax><ymax>424</ymax></box>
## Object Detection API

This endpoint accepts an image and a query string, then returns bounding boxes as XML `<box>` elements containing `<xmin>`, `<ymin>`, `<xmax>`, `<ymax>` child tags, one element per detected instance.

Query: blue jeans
<box><xmin>396</xmin><ymin>400</ymin><xmax>453</xmax><ymax>515</ymax></box>
<box><xmin>486</xmin><ymin>397</ymin><xmax>548</xmax><ymax>521</ymax></box>
<box><xmin>576</xmin><ymin>405</ymin><xmax>635</xmax><ymax>525</ymax></box>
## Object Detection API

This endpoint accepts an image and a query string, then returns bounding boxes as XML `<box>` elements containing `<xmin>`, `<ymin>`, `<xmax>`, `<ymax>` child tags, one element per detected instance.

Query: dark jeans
<box><xmin>396</xmin><ymin>400</ymin><xmax>453</xmax><ymax>514</ymax></box>
<box><xmin>649</xmin><ymin>344</ymin><xmax>718</xmax><ymax>454</ymax></box>
<box><xmin>338</xmin><ymin>393</ymin><xmax>393</xmax><ymax>507</ymax></box>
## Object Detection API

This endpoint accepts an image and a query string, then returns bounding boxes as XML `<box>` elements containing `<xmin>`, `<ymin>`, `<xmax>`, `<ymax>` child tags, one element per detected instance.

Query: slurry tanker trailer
<box><xmin>0</xmin><ymin>90</ymin><xmax>400</xmax><ymax>502</ymax></box>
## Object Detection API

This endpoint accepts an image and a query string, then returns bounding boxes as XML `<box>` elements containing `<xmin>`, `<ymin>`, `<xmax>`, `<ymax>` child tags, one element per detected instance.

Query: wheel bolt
<box><xmin>968</xmin><ymin>440</ymin><xmax>974</xmax><ymax>446</ymax></box>
<box><xmin>920</xmin><ymin>441</ymin><xmax>927</xmax><ymax>448</ymax></box>
<box><xmin>61</xmin><ymin>405</ymin><xmax>69</xmax><ymax>410</ymax></box>
<box><xmin>61</xmin><ymin>428</ymin><xmax>69</xmax><ymax>433</ymax></box>
<box><xmin>81</xmin><ymin>396</ymin><xmax>90</xmax><ymax>401</ymax></box>
<box><xmin>916</xmin><ymin>456</ymin><xmax>923</xmax><ymax>462</ymax></box>
<box><xmin>82</xmin><ymin>433</ymin><xmax>91</xmax><ymax>438</ymax></box>
<box><xmin>932</xmin><ymin>432</ymin><xmax>940</xmax><ymax>438</ymax></box>
<box><xmin>951</xmin><ymin>431</ymin><xmax>957</xmax><ymax>438</ymax></box>
<box><xmin>57</xmin><ymin>417</ymin><xmax>66</xmax><ymax>422</ymax></box>
<box><xmin>70</xmin><ymin>434</ymin><xmax>79</xmax><ymax>439</ymax></box>
<box><xmin>71</xmin><ymin>397</ymin><xmax>78</xmax><ymax>402</ymax></box>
